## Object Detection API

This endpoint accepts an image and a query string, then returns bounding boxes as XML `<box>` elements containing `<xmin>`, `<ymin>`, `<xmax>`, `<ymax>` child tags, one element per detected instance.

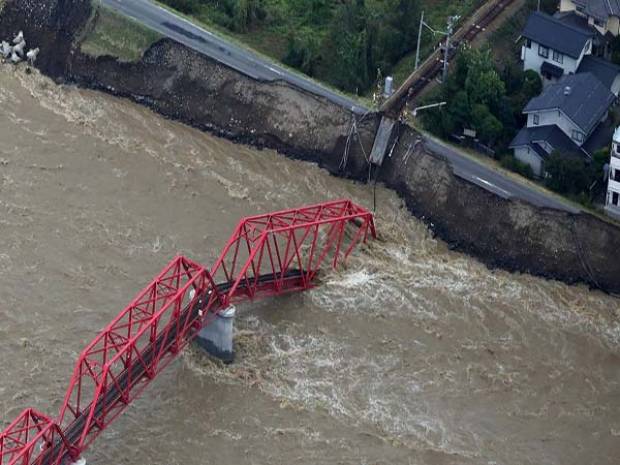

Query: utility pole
<box><xmin>415</xmin><ymin>14</ymin><xmax>458</xmax><ymax>83</ymax></box>
<box><xmin>442</xmin><ymin>16</ymin><xmax>455</xmax><ymax>84</ymax></box>
<box><xmin>414</xmin><ymin>11</ymin><xmax>425</xmax><ymax>70</ymax></box>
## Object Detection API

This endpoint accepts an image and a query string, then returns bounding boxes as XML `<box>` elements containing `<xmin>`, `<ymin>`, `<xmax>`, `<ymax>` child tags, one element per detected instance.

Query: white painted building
<box><xmin>606</xmin><ymin>126</ymin><xmax>620</xmax><ymax>219</ymax></box>
<box><xmin>524</xmin><ymin>107</ymin><xmax>594</xmax><ymax>146</ymax></box>
<box><xmin>521</xmin><ymin>11</ymin><xmax>593</xmax><ymax>81</ymax></box>
<box><xmin>510</xmin><ymin>72</ymin><xmax>615</xmax><ymax>177</ymax></box>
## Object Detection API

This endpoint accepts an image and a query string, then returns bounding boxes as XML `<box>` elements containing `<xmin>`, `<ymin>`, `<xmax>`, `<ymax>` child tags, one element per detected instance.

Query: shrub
<box><xmin>500</xmin><ymin>154</ymin><xmax>534</xmax><ymax>179</ymax></box>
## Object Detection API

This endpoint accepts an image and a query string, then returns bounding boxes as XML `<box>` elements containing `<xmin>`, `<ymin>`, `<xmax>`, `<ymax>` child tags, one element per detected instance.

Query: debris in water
<box><xmin>1</xmin><ymin>31</ymin><xmax>37</xmax><ymax>67</ymax></box>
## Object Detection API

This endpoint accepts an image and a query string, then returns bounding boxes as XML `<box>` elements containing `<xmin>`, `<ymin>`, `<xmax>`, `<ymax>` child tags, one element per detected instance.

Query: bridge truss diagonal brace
<box><xmin>0</xmin><ymin>199</ymin><xmax>376</xmax><ymax>465</ymax></box>
<box><xmin>57</xmin><ymin>256</ymin><xmax>222</xmax><ymax>454</ymax></box>
<box><xmin>210</xmin><ymin>199</ymin><xmax>377</xmax><ymax>306</ymax></box>
<box><xmin>0</xmin><ymin>409</ymin><xmax>75</xmax><ymax>465</ymax></box>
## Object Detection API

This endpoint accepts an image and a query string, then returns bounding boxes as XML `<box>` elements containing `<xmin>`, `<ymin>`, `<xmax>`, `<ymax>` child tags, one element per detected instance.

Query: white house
<box><xmin>606</xmin><ymin>126</ymin><xmax>620</xmax><ymax>219</ymax></box>
<box><xmin>521</xmin><ymin>11</ymin><xmax>593</xmax><ymax>81</ymax></box>
<box><xmin>510</xmin><ymin>72</ymin><xmax>615</xmax><ymax>176</ymax></box>
<box><xmin>560</xmin><ymin>0</ymin><xmax>620</xmax><ymax>36</ymax></box>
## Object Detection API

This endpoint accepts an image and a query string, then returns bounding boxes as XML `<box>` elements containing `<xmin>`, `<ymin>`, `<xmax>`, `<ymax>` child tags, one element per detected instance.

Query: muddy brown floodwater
<box><xmin>0</xmin><ymin>65</ymin><xmax>619</xmax><ymax>465</ymax></box>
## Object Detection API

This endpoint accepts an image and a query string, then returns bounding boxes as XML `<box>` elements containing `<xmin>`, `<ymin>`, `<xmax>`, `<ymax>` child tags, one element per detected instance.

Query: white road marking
<box><xmin>472</xmin><ymin>176</ymin><xmax>511</xmax><ymax>197</ymax></box>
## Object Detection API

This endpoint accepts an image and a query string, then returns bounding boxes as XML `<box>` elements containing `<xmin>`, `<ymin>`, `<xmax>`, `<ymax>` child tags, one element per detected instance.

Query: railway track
<box><xmin>381</xmin><ymin>0</ymin><xmax>518</xmax><ymax>115</ymax></box>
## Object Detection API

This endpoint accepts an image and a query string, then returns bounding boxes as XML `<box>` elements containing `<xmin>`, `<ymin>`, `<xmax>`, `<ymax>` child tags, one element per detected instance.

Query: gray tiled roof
<box><xmin>509</xmin><ymin>125</ymin><xmax>582</xmax><ymax>155</ymax></box>
<box><xmin>554</xmin><ymin>11</ymin><xmax>605</xmax><ymax>39</ymax></box>
<box><xmin>523</xmin><ymin>73</ymin><xmax>615</xmax><ymax>135</ymax></box>
<box><xmin>573</xmin><ymin>0</ymin><xmax>620</xmax><ymax>21</ymax></box>
<box><xmin>577</xmin><ymin>55</ymin><xmax>620</xmax><ymax>90</ymax></box>
<box><xmin>522</xmin><ymin>11</ymin><xmax>593</xmax><ymax>58</ymax></box>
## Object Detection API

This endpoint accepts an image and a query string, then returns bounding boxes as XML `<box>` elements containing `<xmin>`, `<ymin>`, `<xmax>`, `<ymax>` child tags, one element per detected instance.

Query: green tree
<box><xmin>322</xmin><ymin>0</ymin><xmax>371</xmax><ymax>92</ymax></box>
<box><xmin>463</xmin><ymin>48</ymin><xmax>505</xmax><ymax>109</ymax></box>
<box><xmin>450</xmin><ymin>90</ymin><xmax>471</xmax><ymax>128</ymax></box>
<box><xmin>231</xmin><ymin>0</ymin><xmax>265</xmax><ymax>32</ymax></box>
<box><xmin>522</xmin><ymin>69</ymin><xmax>542</xmax><ymax>98</ymax></box>
<box><xmin>471</xmin><ymin>104</ymin><xmax>503</xmax><ymax>144</ymax></box>
<box><xmin>286</xmin><ymin>0</ymin><xmax>333</xmax><ymax>26</ymax></box>
<box><xmin>544</xmin><ymin>151</ymin><xmax>591</xmax><ymax>195</ymax></box>
<box><xmin>367</xmin><ymin>0</ymin><xmax>420</xmax><ymax>68</ymax></box>
<box><xmin>283</xmin><ymin>29</ymin><xmax>321</xmax><ymax>75</ymax></box>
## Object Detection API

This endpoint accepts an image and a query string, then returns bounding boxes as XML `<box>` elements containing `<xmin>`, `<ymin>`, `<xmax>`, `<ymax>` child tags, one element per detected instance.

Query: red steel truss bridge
<box><xmin>0</xmin><ymin>199</ymin><xmax>376</xmax><ymax>465</ymax></box>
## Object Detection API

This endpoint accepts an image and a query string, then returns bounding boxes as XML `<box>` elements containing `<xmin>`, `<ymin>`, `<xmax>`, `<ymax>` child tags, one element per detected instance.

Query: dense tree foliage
<box><xmin>544</xmin><ymin>152</ymin><xmax>592</xmax><ymax>195</ymax></box>
<box><xmin>544</xmin><ymin>148</ymin><xmax>610</xmax><ymax>203</ymax></box>
<box><xmin>160</xmin><ymin>0</ymin><xmax>421</xmax><ymax>93</ymax></box>
<box><xmin>420</xmin><ymin>47</ymin><xmax>542</xmax><ymax>150</ymax></box>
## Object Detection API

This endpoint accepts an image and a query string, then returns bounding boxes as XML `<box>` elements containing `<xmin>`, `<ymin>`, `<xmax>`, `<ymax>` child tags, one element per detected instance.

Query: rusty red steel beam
<box><xmin>0</xmin><ymin>199</ymin><xmax>376</xmax><ymax>465</ymax></box>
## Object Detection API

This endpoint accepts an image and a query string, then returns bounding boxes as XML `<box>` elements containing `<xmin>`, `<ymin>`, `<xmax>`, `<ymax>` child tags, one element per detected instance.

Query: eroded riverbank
<box><xmin>0</xmin><ymin>0</ymin><xmax>616</xmax><ymax>291</ymax></box>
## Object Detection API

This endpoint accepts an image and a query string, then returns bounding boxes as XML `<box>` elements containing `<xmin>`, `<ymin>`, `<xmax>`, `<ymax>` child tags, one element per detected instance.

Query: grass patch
<box><xmin>81</xmin><ymin>5</ymin><xmax>162</xmax><ymax>62</ymax></box>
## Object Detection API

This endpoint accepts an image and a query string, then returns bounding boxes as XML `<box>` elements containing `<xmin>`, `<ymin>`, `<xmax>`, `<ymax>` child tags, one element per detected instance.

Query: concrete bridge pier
<box><xmin>196</xmin><ymin>306</ymin><xmax>236</xmax><ymax>363</ymax></box>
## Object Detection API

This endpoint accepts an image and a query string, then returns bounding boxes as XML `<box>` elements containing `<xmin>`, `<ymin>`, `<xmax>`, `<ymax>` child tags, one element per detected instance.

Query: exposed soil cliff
<box><xmin>2</xmin><ymin>0</ymin><xmax>619</xmax><ymax>293</ymax></box>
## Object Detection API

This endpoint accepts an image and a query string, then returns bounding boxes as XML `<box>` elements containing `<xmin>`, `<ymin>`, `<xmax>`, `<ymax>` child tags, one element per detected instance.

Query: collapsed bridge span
<box><xmin>0</xmin><ymin>199</ymin><xmax>376</xmax><ymax>465</ymax></box>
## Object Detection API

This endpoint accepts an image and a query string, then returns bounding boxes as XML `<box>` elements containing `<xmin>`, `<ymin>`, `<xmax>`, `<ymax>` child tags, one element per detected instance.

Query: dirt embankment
<box><xmin>2</xmin><ymin>0</ymin><xmax>620</xmax><ymax>293</ymax></box>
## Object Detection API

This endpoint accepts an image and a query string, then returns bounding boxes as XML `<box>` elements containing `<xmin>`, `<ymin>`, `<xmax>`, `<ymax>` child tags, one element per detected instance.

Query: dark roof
<box><xmin>573</xmin><ymin>0</ymin><xmax>620</xmax><ymax>21</ymax></box>
<box><xmin>523</xmin><ymin>73</ymin><xmax>615</xmax><ymax>135</ymax></box>
<box><xmin>582</xmin><ymin>116</ymin><xmax>615</xmax><ymax>153</ymax></box>
<box><xmin>577</xmin><ymin>55</ymin><xmax>620</xmax><ymax>90</ymax></box>
<box><xmin>530</xmin><ymin>142</ymin><xmax>549</xmax><ymax>158</ymax></box>
<box><xmin>522</xmin><ymin>11</ymin><xmax>593</xmax><ymax>58</ymax></box>
<box><xmin>541</xmin><ymin>61</ymin><xmax>565</xmax><ymax>78</ymax></box>
<box><xmin>554</xmin><ymin>11</ymin><xmax>605</xmax><ymax>40</ymax></box>
<box><xmin>510</xmin><ymin>126</ymin><xmax>582</xmax><ymax>155</ymax></box>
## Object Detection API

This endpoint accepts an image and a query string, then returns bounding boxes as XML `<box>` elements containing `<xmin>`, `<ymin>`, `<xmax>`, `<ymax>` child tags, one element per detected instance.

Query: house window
<box><xmin>614</xmin><ymin>192</ymin><xmax>620</xmax><ymax>206</ymax></box>
<box><xmin>616</xmin><ymin>144</ymin><xmax>620</xmax><ymax>154</ymax></box>
<box><xmin>571</xmin><ymin>130</ymin><xmax>584</xmax><ymax>142</ymax></box>
<box><xmin>594</xmin><ymin>18</ymin><xmax>605</xmax><ymax>27</ymax></box>
<box><xmin>538</xmin><ymin>45</ymin><xmax>549</xmax><ymax>58</ymax></box>
<box><xmin>576</xmin><ymin>6</ymin><xmax>585</xmax><ymax>13</ymax></box>
<box><xmin>533</xmin><ymin>114</ymin><xmax>540</xmax><ymax>125</ymax></box>
<box><xmin>614</xmin><ymin>169</ymin><xmax>620</xmax><ymax>182</ymax></box>
<box><xmin>552</xmin><ymin>50</ymin><xmax>563</xmax><ymax>64</ymax></box>
<box><xmin>525</xmin><ymin>39</ymin><xmax>532</xmax><ymax>49</ymax></box>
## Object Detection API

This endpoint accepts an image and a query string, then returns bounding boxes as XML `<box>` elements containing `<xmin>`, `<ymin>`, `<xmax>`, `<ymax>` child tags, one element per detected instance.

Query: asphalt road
<box><xmin>424</xmin><ymin>136</ymin><xmax>581</xmax><ymax>213</ymax></box>
<box><xmin>99</xmin><ymin>0</ymin><xmax>367</xmax><ymax>114</ymax></box>
<box><xmin>99</xmin><ymin>0</ymin><xmax>580</xmax><ymax>214</ymax></box>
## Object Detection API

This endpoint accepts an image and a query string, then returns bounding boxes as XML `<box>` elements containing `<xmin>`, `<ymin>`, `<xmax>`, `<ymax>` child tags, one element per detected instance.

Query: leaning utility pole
<box><xmin>414</xmin><ymin>11</ymin><xmax>425</xmax><ymax>70</ymax></box>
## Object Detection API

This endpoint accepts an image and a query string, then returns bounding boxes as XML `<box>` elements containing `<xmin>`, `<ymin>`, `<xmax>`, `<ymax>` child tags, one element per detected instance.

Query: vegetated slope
<box><xmin>158</xmin><ymin>0</ymin><xmax>484</xmax><ymax>95</ymax></box>
<box><xmin>81</xmin><ymin>6</ymin><xmax>161</xmax><ymax>62</ymax></box>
